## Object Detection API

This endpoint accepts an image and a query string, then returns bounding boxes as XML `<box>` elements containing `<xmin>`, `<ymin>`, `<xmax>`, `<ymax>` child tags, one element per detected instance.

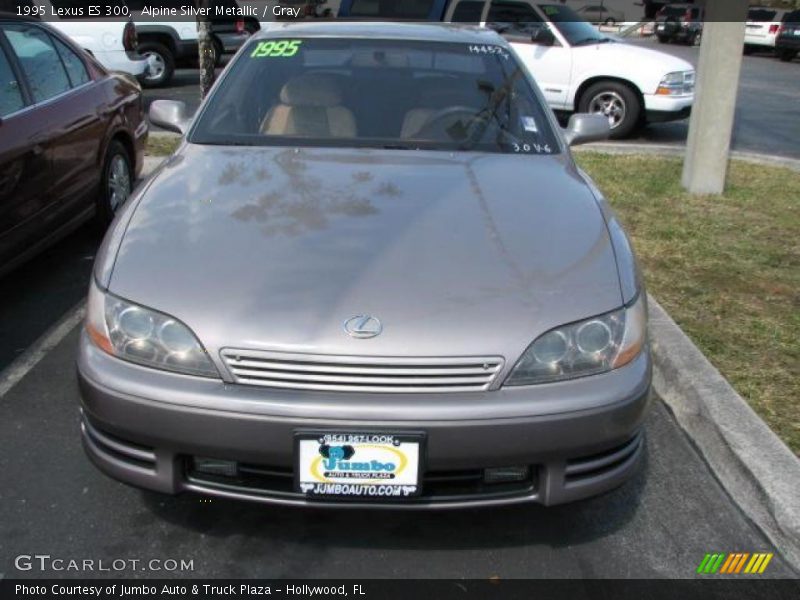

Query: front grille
<box><xmin>220</xmin><ymin>349</ymin><xmax>504</xmax><ymax>393</ymax></box>
<box><xmin>186</xmin><ymin>459</ymin><xmax>536</xmax><ymax>504</ymax></box>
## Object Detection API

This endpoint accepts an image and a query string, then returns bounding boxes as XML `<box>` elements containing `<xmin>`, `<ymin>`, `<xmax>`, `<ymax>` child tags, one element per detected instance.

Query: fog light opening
<box><xmin>483</xmin><ymin>465</ymin><xmax>530</xmax><ymax>484</ymax></box>
<box><xmin>193</xmin><ymin>457</ymin><xmax>238</xmax><ymax>477</ymax></box>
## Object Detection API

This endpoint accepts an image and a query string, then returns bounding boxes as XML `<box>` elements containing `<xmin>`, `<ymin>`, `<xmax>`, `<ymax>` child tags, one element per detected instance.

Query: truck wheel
<box><xmin>96</xmin><ymin>140</ymin><xmax>132</xmax><ymax>227</ymax></box>
<box><xmin>139</xmin><ymin>41</ymin><xmax>175</xmax><ymax>88</ymax></box>
<box><xmin>578</xmin><ymin>81</ymin><xmax>642</xmax><ymax>140</ymax></box>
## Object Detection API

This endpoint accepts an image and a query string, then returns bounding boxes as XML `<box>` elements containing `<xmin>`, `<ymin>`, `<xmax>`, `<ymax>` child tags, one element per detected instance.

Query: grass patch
<box><xmin>146</xmin><ymin>135</ymin><xmax>180</xmax><ymax>156</ymax></box>
<box><xmin>576</xmin><ymin>153</ymin><xmax>800</xmax><ymax>455</ymax></box>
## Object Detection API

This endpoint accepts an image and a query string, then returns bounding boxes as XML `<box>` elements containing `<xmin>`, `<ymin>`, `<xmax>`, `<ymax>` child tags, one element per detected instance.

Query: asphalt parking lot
<box><xmin>623</xmin><ymin>38</ymin><xmax>800</xmax><ymax>158</ymax></box>
<box><xmin>1</xmin><ymin>36</ymin><xmax>798</xmax><ymax>581</ymax></box>
<box><xmin>142</xmin><ymin>38</ymin><xmax>800</xmax><ymax>160</ymax></box>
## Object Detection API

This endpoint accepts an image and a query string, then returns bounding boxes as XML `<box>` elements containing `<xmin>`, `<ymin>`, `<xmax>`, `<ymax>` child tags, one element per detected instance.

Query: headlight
<box><xmin>85</xmin><ymin>279</ymin><xmax>219</xmax><ymax>378</ymax></box>
<box><xmin>656</xmin><ymin>71</ymin><xmax>695</xmax><ymax>96</ymax></box>
<box><xmin>504</xmin><ymin>293</ymin><xmax>647</xmax><ymax>386</ymax></box>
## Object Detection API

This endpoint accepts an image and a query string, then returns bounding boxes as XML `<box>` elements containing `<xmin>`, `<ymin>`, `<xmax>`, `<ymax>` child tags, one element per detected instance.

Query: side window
<box><xmin>4</xmin><ymin>25</ymin><xmax>71</xmax><ymax>103</ymax></box>
<box><xmin>487</xmin><ymin>0</ymin><xmax>546</xmax><ymax>40</ymax></box>
<box><xmin>450</xmin><ymin>0</ymin><xmax>486</xmax><ymax>22</ymax></box>
<box><xmin>53</xmin><ymin>37</ymin><xmax>89</xmax><ymax>87</ymax></box>
<box><xmin>0</xmin><ymin>44</ymin><xmax>25</xmax><ymax>117</ymax></box>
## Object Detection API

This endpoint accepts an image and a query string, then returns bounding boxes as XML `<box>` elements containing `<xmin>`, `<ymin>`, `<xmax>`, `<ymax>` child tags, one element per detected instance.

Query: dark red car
<box><xmin>0</xmin><ymin>13</ymin><xmax>146</xmax><ymax>276</ymax></box>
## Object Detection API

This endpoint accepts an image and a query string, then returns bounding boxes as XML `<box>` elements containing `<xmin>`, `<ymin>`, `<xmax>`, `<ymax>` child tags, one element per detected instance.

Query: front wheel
<box><xmin>96</xmin><ymin>140</ymin><xmax>132</xmax><ymax>227</ymax></box>
<box><xmin>578</xmin><ymin>81</ymin><xmax>642</xmax><ymax>140</ymax></box>
<box><xmin>657</xmin><ymin>34</ymin><xmax>669</xmax><ymax>44</ymax></box>
<box><xmin>138</xmin><ymin>41</ymin><xmax>175</xmax><ymax>88</ymax></box>
<box><xmin>778</xmin><ymin>49</ymin><xmax>797</xmax><ymax>62</ymax></box>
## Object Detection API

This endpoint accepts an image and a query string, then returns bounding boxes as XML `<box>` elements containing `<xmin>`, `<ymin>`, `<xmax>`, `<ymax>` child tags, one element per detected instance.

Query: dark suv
<box><xmin>655</xmin><ymin>3</ymin><xmax>704</xmax><ymax>46</ymax></box>
<box><xmin>776</xmin><ymin>10</ymin><xmax>800</xmax><ymax>62</ymax></box>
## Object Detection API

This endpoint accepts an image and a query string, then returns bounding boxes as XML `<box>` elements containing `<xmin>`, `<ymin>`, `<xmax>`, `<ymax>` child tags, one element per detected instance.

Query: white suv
<box><xmin>744</xmin><ymin>7</ymin><xmax>786</xmax><ymax>53</ymax></box>
<box><xmin>445</xmin><ymin>0</ymin><xmax>694</xmax><ymax>138</ymax></box>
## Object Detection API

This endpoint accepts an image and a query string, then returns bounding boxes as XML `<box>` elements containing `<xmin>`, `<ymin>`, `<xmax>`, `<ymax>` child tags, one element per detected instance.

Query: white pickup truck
<box><xmin>443</xmin><ymin>0</ymin><xmax>694</xmax><ymax>138</ymax></box>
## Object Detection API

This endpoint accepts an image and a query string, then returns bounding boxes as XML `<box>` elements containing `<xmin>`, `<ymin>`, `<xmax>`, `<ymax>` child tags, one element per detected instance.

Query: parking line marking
<box><xmin>0</xmin><ymin>300</ymin><xmax>86</xmax><ymax>398</ymax></box>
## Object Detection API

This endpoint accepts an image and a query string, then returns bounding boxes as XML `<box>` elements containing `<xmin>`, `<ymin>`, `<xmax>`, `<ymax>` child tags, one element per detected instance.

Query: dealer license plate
<box><xmin>295</xmin><ymin>432</ymin><xmax>422</xmax><ymax>499</ymax></box>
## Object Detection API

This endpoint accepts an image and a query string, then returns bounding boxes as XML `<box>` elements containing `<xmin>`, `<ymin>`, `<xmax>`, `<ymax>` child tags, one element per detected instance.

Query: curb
<box><xmin>142</xmin><ymin>155</ymin><xmax>166</xmax><ymax>175</ymax></box>
<box><xmin>648</xmin><ymin>296</ymin><xmax>800</xmax><ymax>571</ymax></box>
<box><xmin>573</xmin><ymin>142</ymin><xmax>800</xmax><ymax>172</ymax></box>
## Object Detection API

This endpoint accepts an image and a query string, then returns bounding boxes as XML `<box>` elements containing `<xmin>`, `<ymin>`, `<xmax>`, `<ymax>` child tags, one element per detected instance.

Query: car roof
<box><xmin>255</xmin><ymin>21</ymin><xmax>507</xmax><ymax>46</ymax></box>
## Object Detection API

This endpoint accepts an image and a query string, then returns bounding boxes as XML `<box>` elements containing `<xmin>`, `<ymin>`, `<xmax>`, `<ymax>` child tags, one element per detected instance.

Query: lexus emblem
<box><xmin>344</xmin><ymin>315</ymin><xmax>382</xmax><ymax>339</ymax></box>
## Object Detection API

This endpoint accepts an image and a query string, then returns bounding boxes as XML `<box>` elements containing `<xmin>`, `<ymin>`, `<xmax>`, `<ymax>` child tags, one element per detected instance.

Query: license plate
<box><xmin>295</xmin><ymin>432</ymin><xmax>423</xmax><ymax>499</ymax></box>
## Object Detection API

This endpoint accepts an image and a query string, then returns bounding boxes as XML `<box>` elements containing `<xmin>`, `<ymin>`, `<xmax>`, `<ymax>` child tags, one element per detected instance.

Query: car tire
<box><xmin>96</xmin><ymin>140</ymin><xmax>133</xmax><ymax>227</ymax></box>
<box><xmin>778</xmin><ymin>49</ymin><xmax>797</xmax><ymax>62</ymax></box>
<box><xmin>657</xmin><ymin>35</ymin><xmax>669</xmax><ymax>44</ymax></box>
<box><xmin>688</xmin><ymin>30</ymin><xmax>702</xmax><ymax>46</ymax></box>
<box><xmin>138</xmin><ymin>41</ymin><xmax>175</xmax><ymax>88</ymax></box>
<box><xmin>578</xmin><ymin>81</ymin><xmax>642</xmax><ymax>140</ymax></box>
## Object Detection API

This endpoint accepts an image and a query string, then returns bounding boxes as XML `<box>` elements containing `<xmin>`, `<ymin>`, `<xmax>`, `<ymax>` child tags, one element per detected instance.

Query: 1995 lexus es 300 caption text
<box><xmin>77</xmin><ymin>22</ymin><xmax>652</xmax><ymax>509</ymax></box>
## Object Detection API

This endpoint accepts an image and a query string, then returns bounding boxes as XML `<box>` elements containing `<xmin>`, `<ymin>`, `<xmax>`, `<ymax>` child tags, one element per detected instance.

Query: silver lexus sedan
<box><xmin>78</xmin><ymin>22</ymin><xmax>651</xmax><ymax>508</ymax></box>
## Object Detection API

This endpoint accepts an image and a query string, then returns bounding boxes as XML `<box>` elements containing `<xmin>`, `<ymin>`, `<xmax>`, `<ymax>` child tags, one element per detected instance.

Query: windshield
<box><xmin>190</xmin><ymin>38</ymin><xmax>559</xmax><ymax>155</ymax></box>
<box><xmin>539</xmin><ymin>4</ymin><xmax>608</xmax><ymax>45</ymax></box>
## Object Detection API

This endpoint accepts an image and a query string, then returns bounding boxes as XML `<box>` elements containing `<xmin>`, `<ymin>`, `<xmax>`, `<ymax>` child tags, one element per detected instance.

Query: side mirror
<box><xmin>531</xmin><ymin>27</ymin><xmax>556</xmax><ymax>46</ymax></box>
<box><xmin>563</xmin><ymin>113</ymin><xmax>611</xmax><ymax>147</ymax></box>
<box><xmin>148</xmin><ymin>100</ymin><xmax>192</xmax><ymax>135</ymax></box>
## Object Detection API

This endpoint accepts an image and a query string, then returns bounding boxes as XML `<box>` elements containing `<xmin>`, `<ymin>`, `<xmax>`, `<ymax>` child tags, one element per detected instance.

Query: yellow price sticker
<box><xmin>250</xmin><ymin>40</ymin><xmax>303</xmax><ymax>58</ymax></box>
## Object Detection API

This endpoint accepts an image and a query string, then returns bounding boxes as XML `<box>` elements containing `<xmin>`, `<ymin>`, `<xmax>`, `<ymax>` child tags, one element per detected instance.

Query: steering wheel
<box><xmin>415</xmin><ymin>106</ymin><xmax>485</xmax><ymax>141</ymax></box>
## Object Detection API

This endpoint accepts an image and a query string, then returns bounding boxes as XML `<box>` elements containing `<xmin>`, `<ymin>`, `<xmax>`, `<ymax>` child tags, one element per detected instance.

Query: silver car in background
<box><xmin>78</xmin><ymin>22</ymin><xmax>651</xmax><ymax>508</ymax></box>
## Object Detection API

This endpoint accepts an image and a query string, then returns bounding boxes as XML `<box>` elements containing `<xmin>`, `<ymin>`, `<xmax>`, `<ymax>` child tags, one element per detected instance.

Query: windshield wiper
<box><xmin>460</xmin><ymin>67</ymin><xmax>525</xmax><ymax>151</ymax></box>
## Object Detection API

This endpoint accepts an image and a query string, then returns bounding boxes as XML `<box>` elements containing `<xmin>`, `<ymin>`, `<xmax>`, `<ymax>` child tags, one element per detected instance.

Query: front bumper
<box><xmin>77</xmin><ymin>330</ymin><xmax>652</xmax><ymax>508</ymax></box>
<box><xmin>643</xmin><ymin>93</ymin><xmax>693</xmax><ymax>123</ymax></box>
<box><xmin>96</xmin><ymin>50</ymin><xmax>148</xmax><ymax>77</ymax></box>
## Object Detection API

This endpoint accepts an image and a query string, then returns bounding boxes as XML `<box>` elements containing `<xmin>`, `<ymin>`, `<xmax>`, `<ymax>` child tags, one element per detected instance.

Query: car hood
<box><xmin>109</xmin><ymin>145</ymin><xmax>623</xmax><ymax>360</ymax></box>
<box><xmin>572</xmin><ymin>40</ymin><xmax>694</xmax><ymax>89</ymax></box>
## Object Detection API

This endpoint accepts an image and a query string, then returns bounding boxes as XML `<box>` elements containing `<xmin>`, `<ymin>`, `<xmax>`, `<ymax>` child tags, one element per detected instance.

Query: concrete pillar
<box><xmin>681</xmin><ymin>0</ymin><xmax>749</xmax><ymax>195</ymax></box>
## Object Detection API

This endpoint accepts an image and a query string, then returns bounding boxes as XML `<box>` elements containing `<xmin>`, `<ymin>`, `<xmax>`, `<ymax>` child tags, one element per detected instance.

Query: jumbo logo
<box><xmin>311</xmin><ymin>444</ymin><xmax>408</xmax><ymax>482</ymax></box>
